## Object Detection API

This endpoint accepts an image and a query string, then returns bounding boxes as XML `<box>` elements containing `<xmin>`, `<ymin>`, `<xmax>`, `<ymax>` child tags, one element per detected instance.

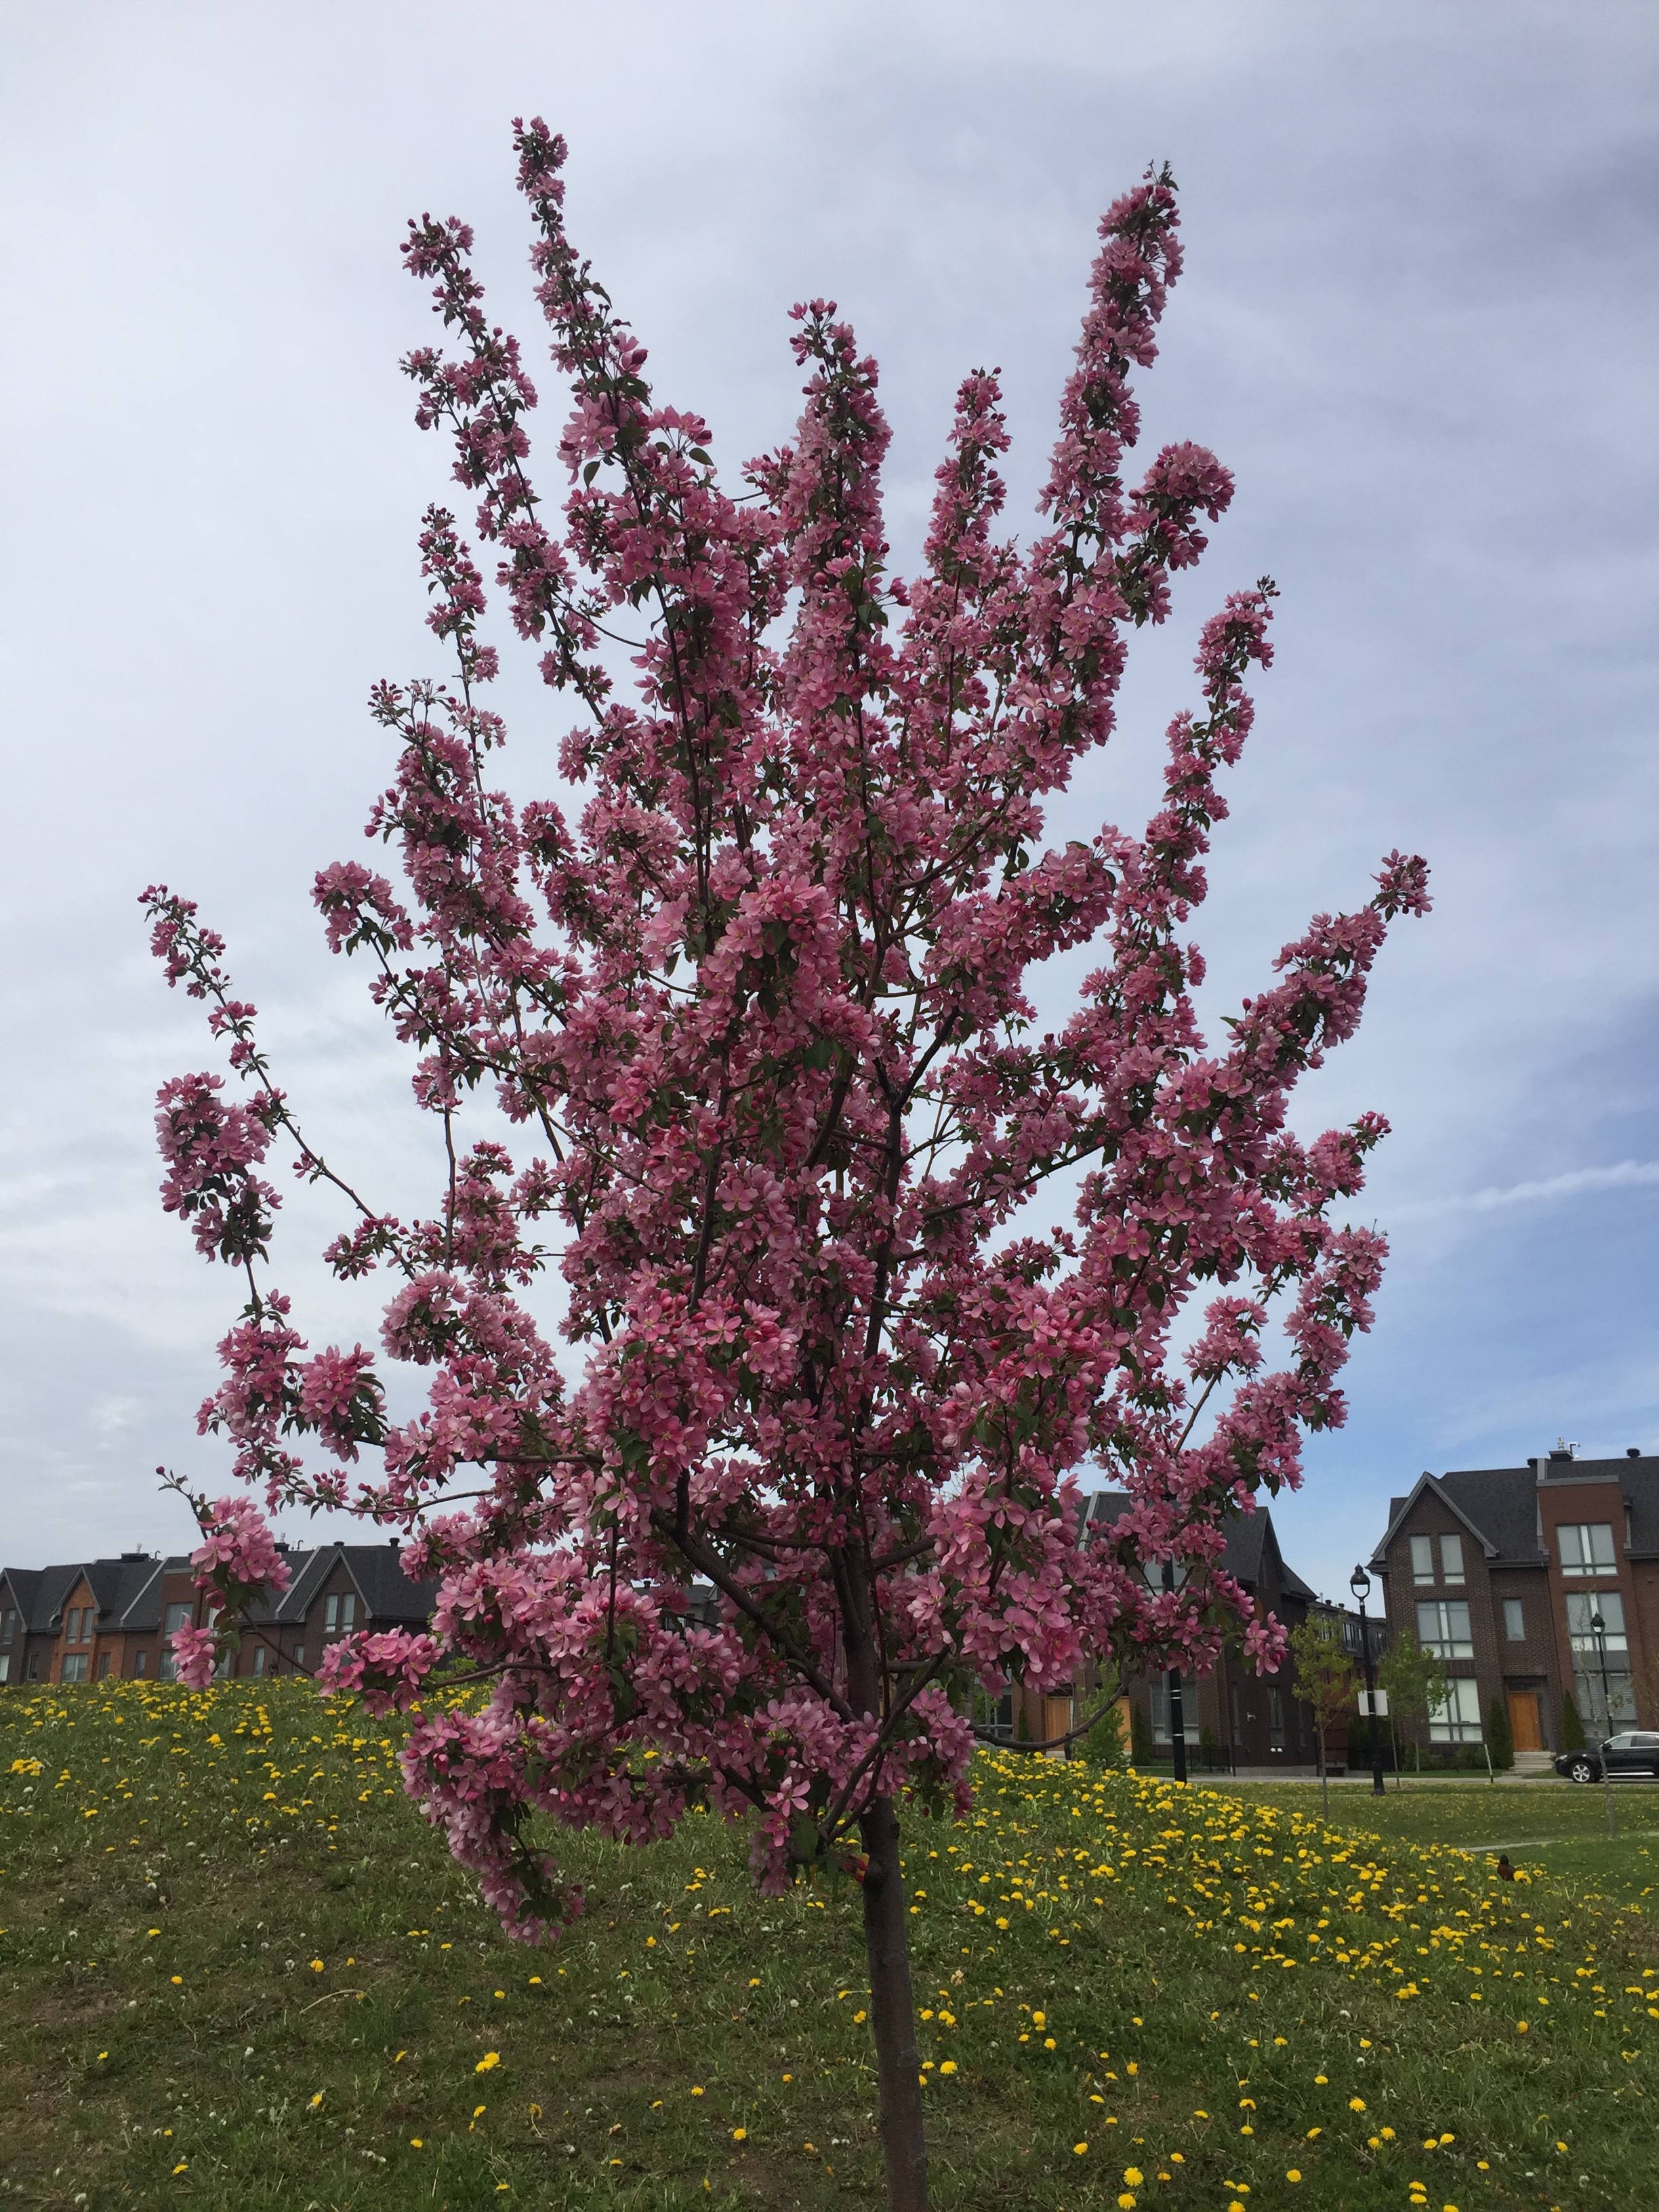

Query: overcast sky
<box><xmin>2</xmin><ymin>1</ymin><xmax>1655</xmax><ymax>1612</ymax></box>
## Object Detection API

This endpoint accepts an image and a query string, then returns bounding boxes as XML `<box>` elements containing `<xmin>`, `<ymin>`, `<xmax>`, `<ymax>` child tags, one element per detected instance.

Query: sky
<box><xmin>1</xmin><ymin>1</ymin><xmax>1655</xmax><ymax>1613</ymax></box>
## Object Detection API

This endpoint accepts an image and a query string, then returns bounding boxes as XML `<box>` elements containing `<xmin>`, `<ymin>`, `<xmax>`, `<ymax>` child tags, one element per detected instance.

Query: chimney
<box><xmin>1629</xmin><ymin>1448</ymin><xmax>1642</xmax><ymax>1460</ymax></box>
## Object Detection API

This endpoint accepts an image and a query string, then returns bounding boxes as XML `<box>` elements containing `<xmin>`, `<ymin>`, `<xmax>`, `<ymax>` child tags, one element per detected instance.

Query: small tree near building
<box><xmin>1486</xmin><ymin>1696</ymin><xmax>1514</xmax><ymax>1771</ymax></box>
<box><xmin>1288</xmin><ymin>1612</ymin><xmax>1357</xmax><ymax>1819</ymax></box>
<box><xmin>1377</xmin><ymin>1625</ymin><xmax>1448</xmax><ymax>1784</ymax></box>
<box><xmin>1561</xmin><ymin>1694</ymin><xmax>1587</xmax><ymax>1752</ymax></box>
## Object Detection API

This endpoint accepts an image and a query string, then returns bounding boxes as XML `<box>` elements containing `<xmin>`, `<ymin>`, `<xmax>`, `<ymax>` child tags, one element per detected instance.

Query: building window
<box><xmin>1410</xmin><ymin>1534</ymin><xmax>1434</xmax><ymax>1585</ymax></box>
<box><xmin>1416</xmin><ymin>1600</ymin><xmax>1473</xmax><ymax>1660</ymax></box>
<box><xmin>1557</xmin><ymin>1523</ymin><xmax>1616</xmax><ymax>1576</ymax></box>
<box><xmin>63</xmin><ymin>1607</ymin><xmax>79</xmax><ymax>1643</ymax></box>
<box><xmin>133</xmin><ymin>1648</ymin><xmax>148</xmax><ymax>1676</ymax></box>
<box><xmin>1567</xmin><ymin>1591</ymin><xmax>1634</xmax><ymax>1731</ymax></box>
<box><xmin>1503</xmin><ymin>1597</ymin><xmax>1525</xmax><ymax>1641</ymax></box>
<box><xmin>1439</xmin><ymin>1534</ymin><xmax>1465</xmax><ymax>1584</ymax></box>
<box><xmin>1267</xmin><ymin>1687</ymin><xmax>1286</xmax><ymax>1753</ymax></box>
<box><xmin>251</xmin><ymin>1643</ymin><xmax>269</xmax><ymax>1677</ymax></box>
<box><xmin>1429</xmin><ymin>1678</ymin><xmax>1482</xmax><ymax>1742</ymax></box>
<box><xmin>60</xmin><ymin>1652</ymin><xmax>90</xmax><ymax>1683</ymax></box>
<box><xmin>0</xmin><ymin>1654</ymin><xmax>9</xmax><ymax>1683</ymax></box>
<box><xmin>1230</xmin><ymin>1684</ymin><xmax>1244</xmax><ymax>1743</ymax></box>
<box><xmin>323</xmin><ymin>1593</ymin><xmax>359</xmax><ymax>1635</ymax></box>
<box><xmin>98</xmin><ymin>1651</ymin><xmax>113</xmax><ymax>1678</ymax></box>
<box><xmin>0</xmin><ymin>1607</ymin><xmax>16</xmax><ymax>1642</ymax></box>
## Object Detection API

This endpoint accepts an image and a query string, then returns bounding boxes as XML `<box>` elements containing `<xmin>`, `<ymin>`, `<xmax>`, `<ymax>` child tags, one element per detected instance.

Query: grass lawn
<box><xmin>1221</xmin><ymin>1783</ymin><xmax>1659</xmax><ymax>1912</ymax></box>
<box><xmin>3</xmin><ymin>1683</ymin><xmax>1656</xmax><ymax>2211</ymax></box>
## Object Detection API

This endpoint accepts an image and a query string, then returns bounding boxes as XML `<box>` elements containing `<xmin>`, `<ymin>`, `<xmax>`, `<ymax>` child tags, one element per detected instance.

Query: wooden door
<box><xmin>1507</xmin><ymin>1689</ymin><xmax>1542</xmax><ymax>1753</ymax></box>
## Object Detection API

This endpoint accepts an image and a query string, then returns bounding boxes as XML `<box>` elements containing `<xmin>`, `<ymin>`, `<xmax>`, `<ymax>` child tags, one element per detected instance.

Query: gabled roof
<box><xmin>1082</xmin><ymin>1492</ymin><xmax>1317</xmax><ymax>1601</ymax></box>
<box><xmin>1368</xmin><ymin>1471</ymin><xmax>1505</xmax><ymax>1570</ymax></box>
<box><xmin>270</xmin><ymin>1543</ymin><xmax>437</xmax><ymax>1626</ymax></box>
<box><xmin>0</xmin><ymin>1566</ymin><xmax>43</xmax><ymax>1619</ymax></box>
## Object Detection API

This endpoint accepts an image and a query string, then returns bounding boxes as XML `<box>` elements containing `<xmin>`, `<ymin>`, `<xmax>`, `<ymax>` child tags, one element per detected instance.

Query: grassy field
<box><xmin>3</xmin><ymin>1683</ymin><xmax>1656</xmax><ymax>2211</ymax></box>
<box><xmin>1221</xmin><ymin>1782</ymin><xmax>1659</xmax><ymax>1911</ymax></box>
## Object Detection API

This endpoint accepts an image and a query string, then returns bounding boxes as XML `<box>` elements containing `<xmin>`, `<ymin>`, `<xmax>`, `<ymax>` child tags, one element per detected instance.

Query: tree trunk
<box><xmin>859</xmin><ymin>1793</ymin><xmax>930</xmax><ymax>2212</ymax></box>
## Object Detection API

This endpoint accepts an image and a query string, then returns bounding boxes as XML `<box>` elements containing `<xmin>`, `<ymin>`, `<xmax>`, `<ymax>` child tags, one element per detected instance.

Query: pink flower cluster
<box><xmin>145</xmin><ymin>125</ymin><xmax>1429</xmax><ymax>1950</ymax></box>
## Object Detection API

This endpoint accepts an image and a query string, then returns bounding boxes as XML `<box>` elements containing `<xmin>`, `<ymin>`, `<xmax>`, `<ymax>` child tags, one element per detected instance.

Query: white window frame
<box><xmin>1502</xmin><ymin>1597</ymin><xmax>1525</xmax><ymax>1642</ymax></box>
<box><xmin>1416</xmin><ymin>1599</ymin><xmax>1473</xmax><ymax>1660</ymax></box>
<box><xmin>1429</xmin><ymin>1677</ymin><xmax>1481</xmax><ymax>1742</ymax></box>
<box><xmin>1558</xmin><ymin>1523</ymin><xmax>1616</xmax><ymax>1577</ymax></box>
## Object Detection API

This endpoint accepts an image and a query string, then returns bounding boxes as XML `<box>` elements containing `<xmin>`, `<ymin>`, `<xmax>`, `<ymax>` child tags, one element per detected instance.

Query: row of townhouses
<box><xmin>1370</xmin><ymin>1443</ymin><xmax>1659</xmax><ymax>1750</ymax></box>
<box><xmin>6</xmin><ymin>1440</ymin><xmax>1653</xmax><ymax>1768</ymax></box>
<box><xmin>0</xmin><ymin>1542</ymin><xmax>437</xmax><ymax>1686</ymax></box>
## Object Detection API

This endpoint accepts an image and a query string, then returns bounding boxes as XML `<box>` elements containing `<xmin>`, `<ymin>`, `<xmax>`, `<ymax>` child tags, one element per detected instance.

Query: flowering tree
<box><xmin>144</xmin><ymin>122</ymin><xmax>1427</xmax><ymax>2211</ymax></box>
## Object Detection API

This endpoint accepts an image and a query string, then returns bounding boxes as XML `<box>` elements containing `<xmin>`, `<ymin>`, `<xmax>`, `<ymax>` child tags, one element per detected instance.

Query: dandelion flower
<box><xmin>476</xmin><ymin>2052</ymin><xmax>501</xmax><ymax>2073</ymax></box>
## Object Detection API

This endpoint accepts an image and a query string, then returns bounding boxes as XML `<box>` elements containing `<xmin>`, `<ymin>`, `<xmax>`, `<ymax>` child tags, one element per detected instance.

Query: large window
<box><xmin>1410</xmin><ymin>1535</ymin><xmax>1434</xmax><ymax>1585</ymax></box>
<box><xmin>1416</xmin><ymin>1600</ymin><xmax>1473</xmax><ymax>1659</ymax></box>
<box><xmin>251</xmin><ymin>1643</ymin><xmax>270</xmax><ymax>1678</ymax></box>
<box><xmin>0</xmin><ymin>1607</ymin><xmax>17</xmax><ymax>1642</ymax></box>
<box><xmin>1567</xmin><ymin>1592</ymin><xmax>1635</xmax><ymax>1731</ymax></box>
<box><xmin>1430</xmin><ymin>1679</ymin><xmax>1482</xmax><ymax>1742</ymax></box>
<box><xmin>1503</xmin><ymin>1597</ymin><xmax>1525</xmax><ymax>1642</ymax></box>
<box><xmin>1557</xmin><ymin>1523</ymin><xmax>1616</xmax><ymax>1576</ymax></box>
<box><xmin>1439</xmin><ymin>1534</ymin><xmax>1465</xmax><ymax>1584</ymax></box>
<box><xmin>323</xmin><ymin>1593</ymin><xmax>359</xmax><ymax>1635</ymax></box>
<box><xmin>60</xmin><ymin>1652</ymin><xmax>89</xmax><ymax>1683</ymax></box>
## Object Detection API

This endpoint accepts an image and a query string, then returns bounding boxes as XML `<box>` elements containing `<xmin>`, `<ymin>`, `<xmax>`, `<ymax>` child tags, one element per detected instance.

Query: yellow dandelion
<box><xmin>476</xmin><ymin>2051</ymin><xmax>501</xmax><ymax>2072</ymax></box>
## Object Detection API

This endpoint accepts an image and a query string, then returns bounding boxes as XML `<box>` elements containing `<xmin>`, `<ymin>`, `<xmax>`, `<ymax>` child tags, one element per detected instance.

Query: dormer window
<box><xmin>323</xmin><ymin>1593</ymin><xmax>359</xmax><ymax>1635</ymax></box>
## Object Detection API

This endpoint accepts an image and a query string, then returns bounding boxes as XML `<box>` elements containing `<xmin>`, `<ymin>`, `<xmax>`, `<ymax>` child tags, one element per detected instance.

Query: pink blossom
<box><xmin>144</xmin><ymin>129</ymin><xmax>1429</xmax><ymax>2199</ymax></box>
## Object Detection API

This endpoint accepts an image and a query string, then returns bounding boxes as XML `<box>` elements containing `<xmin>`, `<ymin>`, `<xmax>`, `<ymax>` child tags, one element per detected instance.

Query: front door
<box><xmin>1507</xmin><ymin>1689</ymin><xmax>1543</xmax><ymax>1753</ymax></box>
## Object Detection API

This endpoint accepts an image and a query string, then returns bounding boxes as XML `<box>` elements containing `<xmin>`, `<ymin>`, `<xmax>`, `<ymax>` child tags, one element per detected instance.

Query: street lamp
<box><xmin>1350</xmin><ymin>1564</ymin><xmax>1387</xmax><ymax>1798</ymax></box>
<box><xmin>1162</xmin><ymin>1559</ymin><xmax>1188</xmax><ymax>1786</ymax></box>
<box><xmin>1590</xmin><ymin>1610</ymin><xmax>1617</xmax><ymax>1839</ymax></box>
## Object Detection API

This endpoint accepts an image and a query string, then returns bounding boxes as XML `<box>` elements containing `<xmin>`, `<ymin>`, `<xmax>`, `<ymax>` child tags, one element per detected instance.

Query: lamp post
<box><xmin>1590</xmin><ymin>1611</ymin><xmax>1617</xmax><ymax>1840</ymax></box>
<box><xmin>1350</xmin><ymin>1565</ymin><xmax>1387</xmax><ymax>1797</ymax></box>
<box><xmin>1162</xmin><ymin>1559</ymin><xmax>1188</xmax><ymax>1786</ymax></box>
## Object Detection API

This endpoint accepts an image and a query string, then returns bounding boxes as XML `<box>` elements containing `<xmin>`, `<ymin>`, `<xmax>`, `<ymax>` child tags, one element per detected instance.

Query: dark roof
<box><xmin>2</xmin><ymin>1544</ymin><xmax>438</xmax><ymax>1634</ymax></box>
<box><xmin>1372</xmin><ymin>1453</ymin><xmax>1659</xmax><ymax>1566</ymax></box>
<box><xmin>1</xmin><ymin>1566</ymin><xmax>43</xmax><ymax>1618</ymax></box>
<box><xmin>1433</xmin><ymin>1467</ymin><xmax>1543</xmax><ymax>1565</ymax></box>
<box><xmin>1083</xmin><ymin>1492</ymin><xmax>1316</xmax><ymax>1600</ymax></box>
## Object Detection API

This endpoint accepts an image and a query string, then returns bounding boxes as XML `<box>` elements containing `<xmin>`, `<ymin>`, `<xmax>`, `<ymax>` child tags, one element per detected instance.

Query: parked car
<box><xmin>1554</xmin><ymin>1730</ymin><xmax>1659</xmax><ymax>1784</ymax></box>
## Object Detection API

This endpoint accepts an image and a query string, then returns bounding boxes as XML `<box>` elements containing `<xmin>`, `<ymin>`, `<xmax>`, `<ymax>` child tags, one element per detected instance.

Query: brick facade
<box><xmin>1369</xmin><ymin>1446</ymin><xmax>1659</xmax><ymax>1753</ymax></box>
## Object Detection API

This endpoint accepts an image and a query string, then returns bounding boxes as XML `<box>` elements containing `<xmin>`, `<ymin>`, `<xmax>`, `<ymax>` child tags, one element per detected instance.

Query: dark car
<box><xmin>1554</xmin><ymin>1730</ymin><xmax>1659</xmax><ymax>1784</ymax></box>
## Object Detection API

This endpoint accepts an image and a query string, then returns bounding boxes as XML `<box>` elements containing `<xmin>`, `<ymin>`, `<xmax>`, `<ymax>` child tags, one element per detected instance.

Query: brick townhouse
<box><xmin>0</xmin><ymin>1541</ymin><xmax>438</xmax><ymax>1687</ymax></box>
<box><xmin>1368</xmin><ymin>1443</ymin><xmax>1659</xmax><ymax>1754</ymax></box>
<box><xmin>1000</xmin><ymin>1494</ymin><xmax>1370</xmax><ymax>1769</ymax></box>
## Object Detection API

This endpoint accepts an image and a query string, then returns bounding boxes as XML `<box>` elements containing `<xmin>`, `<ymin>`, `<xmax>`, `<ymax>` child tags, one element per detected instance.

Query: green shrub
<box><xmin>1486</xmin><ymin>1696</ymin><xmax>1514</xmax><ymax>1770</ymax></box>
<box><xmin>1561</xmin><ymin>1694</ymin><xmax>1586</xmax><ymax>1751</ymax></box>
